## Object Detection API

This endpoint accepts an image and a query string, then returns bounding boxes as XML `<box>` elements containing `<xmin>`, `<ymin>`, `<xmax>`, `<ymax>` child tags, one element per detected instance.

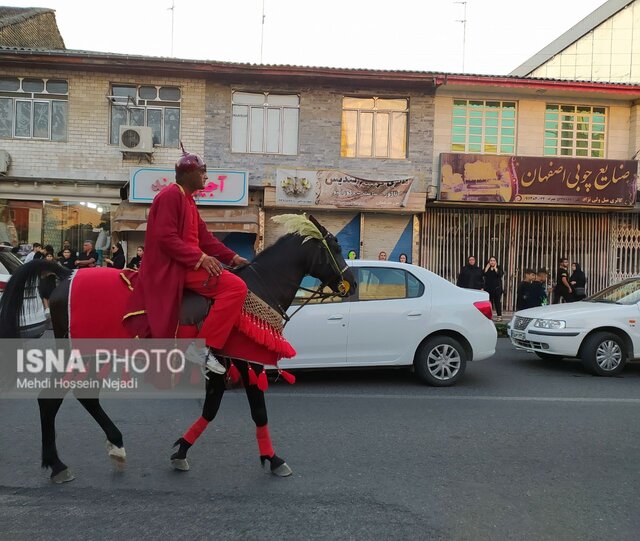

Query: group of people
<box><xmin>345</xmin><ymin>250</ymin><xmax>409</xmax><ymax>263</ymax></box>
<box><xmin>30</xmin><ymin>240</ymin><xmax>145</xmax><ymax>314</ymax></box>
<box><xmin>456</xmin><ymin>255</ymin><xmax>588</xmax><ymax>319</ymax></box>
<box><xmin>456</xmin><ymin>256</ymin><xmax>505</xmax><ymax>321</ymax></box>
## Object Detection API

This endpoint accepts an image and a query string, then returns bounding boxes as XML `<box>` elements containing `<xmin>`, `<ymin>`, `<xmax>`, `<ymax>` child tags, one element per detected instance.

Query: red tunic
<box><xmin>123</xmin><ymin>183</ymin><xmax>236</xmax><ymax>338</ymax></box>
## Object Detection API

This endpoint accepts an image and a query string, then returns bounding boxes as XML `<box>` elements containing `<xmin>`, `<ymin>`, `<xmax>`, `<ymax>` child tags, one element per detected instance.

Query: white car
<box><xmin>0</xmin><ymin>245</ymin><xmax>48</xmax><ymax>337</ymax></box>
<box><xmin>281</xmin><ymin>260</ymin><xmax>497</xmax><ymax>386</ymax></box>
<box><xmin>508</xmin><ymin>277</ymin><xmax>640</xmax><ymax>376</ymax></box>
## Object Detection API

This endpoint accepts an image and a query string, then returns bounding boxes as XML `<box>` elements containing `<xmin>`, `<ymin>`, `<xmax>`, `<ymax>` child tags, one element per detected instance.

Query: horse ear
<box><xmin>308</xmin><ymin>214</ymin><xmax>323</xmax><ymax>232</ymax></box>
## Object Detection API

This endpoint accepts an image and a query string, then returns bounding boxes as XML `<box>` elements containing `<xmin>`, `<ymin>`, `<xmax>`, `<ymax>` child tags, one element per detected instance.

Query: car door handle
<box><xmin>327</xmin><ymin>315</ymin><xmax>344</xmax><ymax>320</ymax></box>
<box><xmin>407</xmin><ymin>311</ymin><xmax>422</xmax><ymax>317</ymax></box>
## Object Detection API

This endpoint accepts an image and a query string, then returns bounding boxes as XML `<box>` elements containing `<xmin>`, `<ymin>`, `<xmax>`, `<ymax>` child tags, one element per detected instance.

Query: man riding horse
<box><xmin>123</xmin><ymin>145</ymin><xmax>249</xmax><ymax>374</ymax></box>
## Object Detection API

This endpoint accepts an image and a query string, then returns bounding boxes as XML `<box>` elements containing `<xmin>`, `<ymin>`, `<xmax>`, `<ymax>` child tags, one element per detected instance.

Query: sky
<box><xmin>4</xmin><ymin>0</ymin><xmax>609</xmax><ymax>74</ymax></box>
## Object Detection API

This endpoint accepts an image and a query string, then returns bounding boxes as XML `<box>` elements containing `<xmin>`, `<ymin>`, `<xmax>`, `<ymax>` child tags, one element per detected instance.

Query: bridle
<box><xmin>243</xmin><ymin>232</ymin><xmax>352</xmax><ymax>326</ymax></box>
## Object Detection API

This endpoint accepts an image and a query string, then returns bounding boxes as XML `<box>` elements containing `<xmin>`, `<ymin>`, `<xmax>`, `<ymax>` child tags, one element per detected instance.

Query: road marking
<box><xmin>259</xmin><ymin>392</ymin><xmax>640</xmax><ymax>404</ymax></box>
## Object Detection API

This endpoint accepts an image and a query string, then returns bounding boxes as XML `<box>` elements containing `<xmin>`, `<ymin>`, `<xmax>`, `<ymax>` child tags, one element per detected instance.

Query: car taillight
<box><xmin>473</xmin><ymin>300</ymin><xmax>493</xmax><ymax>320</ymax></box>
<box><xmin>0</xmin><ymin>280</ymin><xmax>6</xmax><ymax>292</ymax></box>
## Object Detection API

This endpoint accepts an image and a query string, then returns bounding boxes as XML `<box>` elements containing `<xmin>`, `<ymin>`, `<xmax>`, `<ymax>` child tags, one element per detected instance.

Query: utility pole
<box><xmin>169</xmin><ymin>0</ymin><xmax>175</xmax><ymax>57</ymax></box>
<box><xmin>455</xmin><ymin>1</ymin><xmax>467</xmax><ymax>73</ymax></box>
<box><xmin>260</xmin><ymin>0</ymin><xmax>266</xmax><ymax>64</ymax></box>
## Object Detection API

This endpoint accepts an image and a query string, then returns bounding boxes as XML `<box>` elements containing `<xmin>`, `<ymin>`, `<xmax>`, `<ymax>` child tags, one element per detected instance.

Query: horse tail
<box><xmin>0</xmin><ymin>260</ymin><xmax>71</xmax><ymax>338</ymax></box>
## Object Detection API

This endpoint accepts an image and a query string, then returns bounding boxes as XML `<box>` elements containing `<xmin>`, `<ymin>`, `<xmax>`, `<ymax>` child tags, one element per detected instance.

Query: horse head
<box><xmin>269</xmin><ymin>213</ymin><xmax>357</xmax><ymax>300</ymax></box>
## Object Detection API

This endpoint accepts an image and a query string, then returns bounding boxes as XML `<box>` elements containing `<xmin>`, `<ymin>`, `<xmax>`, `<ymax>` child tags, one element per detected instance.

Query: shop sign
<box><xmin>129</xmin><ymin>167</ymin><xmax>248</xmax><ymax>206</ymax></box>
<box><xmin>275</xmin><ymin>168</ymin><xmax>414</xmax><ymax>209</ymax></box>
<box><xmin>439</xmin><ymin>153</ymin><xmax>637</xmax><ymax>206</ymax></box>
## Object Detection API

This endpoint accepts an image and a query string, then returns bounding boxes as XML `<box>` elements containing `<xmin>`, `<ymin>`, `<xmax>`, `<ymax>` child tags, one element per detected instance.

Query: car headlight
<box><xmin>533</xmin><ymin>319</ymin><xmax>566</xmax><ymax>329</ymax></box>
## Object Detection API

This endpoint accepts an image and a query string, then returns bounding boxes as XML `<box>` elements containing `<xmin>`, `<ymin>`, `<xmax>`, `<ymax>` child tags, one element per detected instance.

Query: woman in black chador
<box><xmin>569</xmin><ymin>262</ymin><xmax>587</xmax><ymax>302</ymax></box>
<box><xmin>456</xmin><ymin>255</ymin><xmax>484</xmax><ymax>290</ymax></box>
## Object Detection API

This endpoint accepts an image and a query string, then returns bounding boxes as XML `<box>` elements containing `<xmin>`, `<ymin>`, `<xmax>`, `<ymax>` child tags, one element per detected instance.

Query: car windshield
<box><xmin>586</xmin><ymin>278</ymin><xmax>640</xmax><ymax>305</ymax></box>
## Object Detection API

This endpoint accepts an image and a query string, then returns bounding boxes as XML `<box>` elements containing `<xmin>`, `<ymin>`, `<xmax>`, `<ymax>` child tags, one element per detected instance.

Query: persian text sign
<box><xmin>276</xmin><ymin>168</ymin><xmax>414</xmax><ymax>209</ymax></box>
<box><xmin>439</xmin><ymin>153</ymin><xmax>637</xmax><ymax>206</ymax></box>
<box><xmin>130</xmin><ymin>167</ymin><xmax>248</xmax><ymax>206</ymax></box>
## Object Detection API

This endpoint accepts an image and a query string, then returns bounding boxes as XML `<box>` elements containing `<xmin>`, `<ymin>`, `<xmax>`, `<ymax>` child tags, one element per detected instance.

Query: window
<box><xmin>543</xmin><ymin>104</ymin><xmax>606</xmax><ymax>158</ymax></box>
<box><xmin>451</xmin><ymin>99</ymin><xmax>516</xmax><ymax>154</ymax></box>
<box><xmin>292</xmin><ymin>275</ymin><xmax>344</xmax><ymax>305</ymax></box>
<box><xmin>341</xmin><ymin>97</ymin><xmax>408</xmax><ymax>159</ymax></box>
<box><xmin>109</xmin><ymin>84</ymin><xmax>181</xmax><ymax>147</ymax></box>
<box><xmin>0</xmin><ymin>77</ymin><xmax>68</xmax><ymax>141</ymax></box>
<box><xmin>356</xmin><ymin>267</ymin><xmax>424</xmax><ymax>301</ymax></box>
<box><xmin>231</xmin><ymin>92</ymin><xmax>299</xmax><ymax>155</ymax></box>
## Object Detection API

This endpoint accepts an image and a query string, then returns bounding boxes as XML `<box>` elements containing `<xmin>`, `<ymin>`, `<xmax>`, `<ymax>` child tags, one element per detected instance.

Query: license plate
<box><xmin>512</xmin><ymin>331</ymin><xmax>525</xmax><ymax>341</ymax></box>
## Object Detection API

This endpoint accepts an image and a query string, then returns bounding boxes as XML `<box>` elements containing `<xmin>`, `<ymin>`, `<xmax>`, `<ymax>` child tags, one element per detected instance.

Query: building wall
<box><xmin>0</xmin><ymin>67</ymin><xmax>206</xmax><ymax>183</ymax></box>
<box><xmin>529</xmin><ymin>0</ymin><xmax>640</xmax><ymax>82</ymax></box>
<box><xmin>432</xmin><ymin>91</ymin><xmax>634</xmax><ymax>188</ymax></box>
<box><xmin>204</xmin><ymin>81</ymin><xmax>434</xmax><ymax>192</ymax></box>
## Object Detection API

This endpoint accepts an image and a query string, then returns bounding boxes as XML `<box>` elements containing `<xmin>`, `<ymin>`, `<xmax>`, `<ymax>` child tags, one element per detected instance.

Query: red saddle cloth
<box><xmin>68</xmin><ymin>268</ymin><xmax>296</xmax><ymax>366</ymax></box>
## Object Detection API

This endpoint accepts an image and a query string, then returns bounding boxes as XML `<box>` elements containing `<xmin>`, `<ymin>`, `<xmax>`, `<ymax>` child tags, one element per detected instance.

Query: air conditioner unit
<box><xmin>119</xmin><ymin>126</ymin><xmax>154</xmax><ymax>153</ymax></box>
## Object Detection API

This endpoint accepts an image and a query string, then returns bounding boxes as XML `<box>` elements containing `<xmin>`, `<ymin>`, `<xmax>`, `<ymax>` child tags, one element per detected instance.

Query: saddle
<box><xmin>179</xmin><ymin>291</ymin><xmax>211</xmax><ymax>326</ymax></box>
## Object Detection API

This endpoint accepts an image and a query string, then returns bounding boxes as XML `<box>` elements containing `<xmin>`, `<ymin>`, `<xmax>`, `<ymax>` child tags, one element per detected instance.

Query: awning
<box><xmin>112</xmin><ymin>201</ymin><xmax>260</xmax><ymax>233</ymax></box>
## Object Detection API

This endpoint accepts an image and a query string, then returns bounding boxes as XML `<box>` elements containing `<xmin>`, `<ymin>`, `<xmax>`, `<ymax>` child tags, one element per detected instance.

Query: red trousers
<box><xmin>184</xmin><ymin>268</ymin><xmax>248</xmax><ymax>349</ymax></box>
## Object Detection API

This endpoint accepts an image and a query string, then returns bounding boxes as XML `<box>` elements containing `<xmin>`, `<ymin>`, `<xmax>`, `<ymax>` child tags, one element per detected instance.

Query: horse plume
<box><xmin>271</xmin><ymin>214</ymin><xmax>323</xmax><ymax>243</ymax></box>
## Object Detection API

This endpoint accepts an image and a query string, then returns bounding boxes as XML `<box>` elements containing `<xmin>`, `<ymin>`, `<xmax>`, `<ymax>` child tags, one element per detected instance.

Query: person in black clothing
<box><xmin>127</xmin><ymin>245</ymin><xmax>144</xmax><ymax>270</ymax></box>
<box><xmin>104</xmin><ymin>242</ymin><xmax>126</xmax><ymax>269</ymax></box>
<box><xmin>456</xmin><ymin>256</ymin><xmax>484</xmax><ymax>290</ymax></box>
<box><xmin>57</xmin><ymin>239</ymin><xmax>72</xmax><ymax>258</ymax></box>
<box><xmin>569</xmin><ymin>262</ymin><xmax>587</xmax><ymax>302</ymax></box>
<box><xmin>528</xmin><ymin>268</ymin><xmax>549</xmax><ymax>307</ymax></box>
<box><xmin>553</xmin><ymin>257</ymin><xmax>572</xmax><ymax>303</ymax></box>
<box><xmin>483</xmin><ymin>256</ymin><xmax>504</xmax><ymax>321</ymax></box>
<box><xmin>75</xmin><ymin>240</ymin><xmax>98</xmax><ymax>268</ymax></box>
<box><xmin>516</xmin><ymin>268</ymin><xmax>537</xmax><ymax>311</ymax></box>
<box><xmin>59</xmin><ymin>248</ymin><xmax>76</xmax><ymax>270</ymax></box>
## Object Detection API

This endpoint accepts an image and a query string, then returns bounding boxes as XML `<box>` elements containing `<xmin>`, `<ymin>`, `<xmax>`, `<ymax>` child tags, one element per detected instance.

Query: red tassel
<box><xmin>257</xmin><ymin>369</ymin><xmax>269</xmax><ymax>391</ymax></box>
<box><xmin>248</xmin><ymin>365</ymin><xmax>258</xmax><ymax>386</ymax></box>
<box><xmin>279</xmin><ymin>369</ymin><xmax>296</xmax><ymax>384</ymax></box>
<box><xmin>228</xmin><ymin>363</ymin><xmax>241</xmax><ymax>384</ymax></box>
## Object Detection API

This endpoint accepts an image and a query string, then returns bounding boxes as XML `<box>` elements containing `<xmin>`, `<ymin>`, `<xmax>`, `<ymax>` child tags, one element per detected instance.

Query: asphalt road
<box><xmin>2</xmin><ymin>338</ymin><xmax>640</xmax><ymax>540</ymax></box>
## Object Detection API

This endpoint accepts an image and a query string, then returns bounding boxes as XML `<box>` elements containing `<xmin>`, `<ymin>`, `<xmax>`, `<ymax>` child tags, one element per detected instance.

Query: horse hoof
<box><xmin>105</xmin><ymin>441</ymin><xmax>126</xmax><ymax>469</ymax></box>
<box><xmin>271</xmin><ymin>462</ymin><xmax>293</xmax><ymax>477</ymax></box>
<box><xmin>171</xmin><ymin>458</ymin><xmax>190</xmax><ymax>471</ymax></box>
<box><xmin>51</xmin><ymin>468</ymin><xmax>75</xmax><ymax>484</ymax></box>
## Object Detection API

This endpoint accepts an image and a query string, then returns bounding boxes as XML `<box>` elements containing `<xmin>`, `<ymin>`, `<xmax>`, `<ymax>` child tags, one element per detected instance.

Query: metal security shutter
<box><xmin>423</xmin><ymin>207</ymin><xmax>612</xmax><ymax>311</ymax></box>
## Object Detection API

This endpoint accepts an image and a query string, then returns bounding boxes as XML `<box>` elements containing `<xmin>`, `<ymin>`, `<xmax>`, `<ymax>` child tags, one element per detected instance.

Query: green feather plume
<box><xmin>271</xmin><ymin>213</ymin><xmax>323</xmax><ymax>243</ymax></box>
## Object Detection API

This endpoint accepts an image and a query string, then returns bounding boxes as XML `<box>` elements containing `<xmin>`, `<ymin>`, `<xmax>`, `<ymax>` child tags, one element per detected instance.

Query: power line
<box><xmin>260</xmin><ymin>0</ymin><xmax>266</xmax><ymax>64</ymax></box>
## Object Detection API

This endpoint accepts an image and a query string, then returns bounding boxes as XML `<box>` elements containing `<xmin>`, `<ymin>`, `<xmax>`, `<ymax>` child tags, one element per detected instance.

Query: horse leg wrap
<box><xmin>256</xmin><ymin>425</ymin><xmax>274</xmax><ymax>458</ymax></box>
<box><xmin>183</xmin><ymin>416</ymin><xmax>209</xmax><ymax>445</ymax></box>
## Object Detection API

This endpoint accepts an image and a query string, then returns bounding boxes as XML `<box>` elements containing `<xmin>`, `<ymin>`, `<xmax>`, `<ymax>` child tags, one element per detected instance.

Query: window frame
<box><xmin>543</xmin><ymin>103</ymin><xmax>607</xmax><ymax>158</ymax></box>
<box><xmin>340</xmin><ymin>96</ymin><xmax>409</xmax><ymax>159</ymax></box>
<box><xmin>107</xmin><ymin>83</ymin><xmax>182</xmax><ymax>147</ymax></box>
<box><xmin>230</xmin><ymin>91</ymin><xmax>300</xmax><ymax>156</ymax></box>
<box><xmin>450</xmin><ymin>99</ymin><xmax>517</xmax><ymax>155</ymax></box>
<box><xmin>0</xmin><ymin>77</ymin><xmax>68</xmax><ymax>142</ymax></box>
<box><xmin>353</xmin><ymin>266</ymin><xmax>425</xmax><ymax>302</ymax></box>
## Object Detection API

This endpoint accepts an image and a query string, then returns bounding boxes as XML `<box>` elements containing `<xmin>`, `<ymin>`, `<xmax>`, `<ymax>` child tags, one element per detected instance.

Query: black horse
<box><xmin>0</xmin><ymin>215</ymin><xmax>356</xmax><ymax>483</ymax></box>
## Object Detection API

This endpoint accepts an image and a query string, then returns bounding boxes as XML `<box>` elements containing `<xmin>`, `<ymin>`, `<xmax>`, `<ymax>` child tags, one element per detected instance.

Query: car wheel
<box><xmin>414</xmin><ymin>335</ymin><xmax>467</xmax><ymax>387</ymax></box>
<box><xmin>535</xmin><ymin>352</ymin><xmax>565</xmax><ymax>361</ymax></box>
<box><xmin>580</xmin><ymin>332</ymin><xmax>627</xmax><ymax>376</ymax></box>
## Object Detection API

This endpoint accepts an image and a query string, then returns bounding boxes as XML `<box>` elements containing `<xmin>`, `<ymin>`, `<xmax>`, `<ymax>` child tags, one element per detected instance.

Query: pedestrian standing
<box><xmin>57</xmin><ymin>239</ymin><xmax>72</xmax><ymax>258</ymax></box>
<box><xmin>38</xmin><ymin>252</ymin><xmax>58</xmax><ymax>314</ymax></box>
<box><xmin>24</xmin><ymin>243</ymin><xmax>43</xmax><ymax>262</ymax></box>
<box><xmin>399</xmin><ymin>253</ymin><xmax>408</xmax><ymax>263</ymax></box>
<box><xmin>456</xmin><ymin>256</ymin><xmax>484</xmax><ymax>290</ymax></box>
<box><xmin>378</xmin><ymin>251</ymin><xmax>387</xmax><ymax>261</ymax></box>
<box><xmin>516</xmin><ymin>268</ymin><xmax>536</xmax><ymax>311</ymax></box>
<box><xmin>553</xmin><ymin>257</ymin><xmax>572</xmax><ymax>303</ymax></box>
<box><xmin>529</xmin><ymin>268</ymin><xmax>550</xmax><ymax>307</ymax></box>
<box><xmin>569</xmin><ymin>262</ymin><xmax>587</xmax><ymax>301</ymax></box>
<box><xmin>483</xmin><ymin>256</ymin><xmax>504</xmax><ymax>321</ymax></box>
